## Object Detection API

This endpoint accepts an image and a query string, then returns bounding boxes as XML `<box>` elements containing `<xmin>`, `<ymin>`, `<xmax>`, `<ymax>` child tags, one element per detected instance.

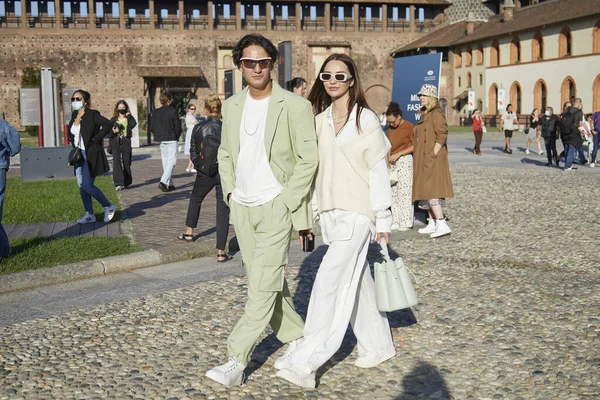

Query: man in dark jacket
<box><xmin>541</xmin><ymin>106</ymin><xmax>559</xmax><ymax>167</ymax></box>
<box><xmin>561</xmin><ymin>98</ymin><xmax>584</xmax><ymax>171</ymax></box>
<box><xmin>150</xmin><ymin>92</ymin><xmax>181</xmax><ymax>192</ymax></box>
<box><xmin>0</xmin><ymin>119</ymin><xmax>21</xmax><ymax>257</ymax></box>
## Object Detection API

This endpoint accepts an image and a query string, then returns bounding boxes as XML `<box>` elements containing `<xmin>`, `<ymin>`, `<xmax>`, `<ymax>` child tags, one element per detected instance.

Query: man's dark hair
<box><xmin>232</xmin><ymin>34</ymin><xmax>278</xmax><ymax>67</ymax></box>
<box><xmin>286</xmin><ymin>77</ymin><xmax>306</xmax><ymax>92</ymax></box>
<box><xmin>385</xmin><ymin>102</ymin><xmax>403</xmax><ymax>118</ymax></box>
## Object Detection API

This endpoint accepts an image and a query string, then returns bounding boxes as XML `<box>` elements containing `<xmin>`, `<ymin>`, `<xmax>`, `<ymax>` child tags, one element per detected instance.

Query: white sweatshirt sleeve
<box><xmin>370</xmin><ymin>158</ymin><xmax>393</xmax><ymax>233</ymax></box>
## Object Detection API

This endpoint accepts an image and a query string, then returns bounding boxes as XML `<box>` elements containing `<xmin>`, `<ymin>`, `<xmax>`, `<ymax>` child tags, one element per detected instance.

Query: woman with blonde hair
<box><xmin>178</xmin><ymin>94</ymin><xmax>232</xmax><ymax>262</ymax></box>
<box><xmin>413</xmin><ymin>84</ymin><xmax>454</xmax><ymax>238</ymax></box>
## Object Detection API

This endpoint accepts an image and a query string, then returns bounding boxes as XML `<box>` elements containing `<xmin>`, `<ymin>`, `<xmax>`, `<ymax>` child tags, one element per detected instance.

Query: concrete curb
<box><xmin>0</xmin><ymin>244</ymin><xmax>213</xmax><ymax>295</ymax></box>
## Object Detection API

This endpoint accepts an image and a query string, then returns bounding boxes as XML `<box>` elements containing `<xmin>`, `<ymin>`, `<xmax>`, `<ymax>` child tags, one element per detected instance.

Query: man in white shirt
<box><xmin>500</xmin><ymin>103</ymin><xmax>518</xmax><ymax>154</ymax></box>
<box><xmin>206</xmin><ymin>34</ymin><xmax>318</xmax><ymax>386</ymax></box>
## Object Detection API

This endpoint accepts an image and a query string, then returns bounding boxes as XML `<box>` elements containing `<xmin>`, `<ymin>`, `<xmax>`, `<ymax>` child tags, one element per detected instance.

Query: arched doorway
<box><xmin>364</xmin><ymin>85</ymin><xmax>391</xmax><ymax>116</ymax></box>
<box><xmin>533</xmin><ymin>79</ymin><xmax>547</xmax><ymax>111</ymax></box>
<box><xmin>489</xmin><ymin>83</ymin><xmax>498</xmax><ymax>115</ymax></box>
<box><xmin>510</xmin><ymin>81</ymin><xmax>522</xmax><ymax>115</ymax></box>
<box><xmin>561</xmin><ymin>76</ymin><xmax>577</xmax><ymax>106</ymax></box>
<box><xmin>593</xmin><ymin>74</ymin><xmax>600</xmax><ymax>112</ymax></box>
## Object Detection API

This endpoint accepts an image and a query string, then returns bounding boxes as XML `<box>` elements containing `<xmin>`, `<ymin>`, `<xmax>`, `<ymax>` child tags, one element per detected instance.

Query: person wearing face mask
<box><xmin>541</xmin><ymin>107</ymin><xmax>559</xmax><ymax>166</ymax></box>
<box><xmin>67</xmin><ymin>90</ymin><xmax>116</xmax><ymax>224</ymax></box>
<box><xmin>109</xmin><ymin>100</ymin><xmax>137</xmax><ymax>190</ymax></box>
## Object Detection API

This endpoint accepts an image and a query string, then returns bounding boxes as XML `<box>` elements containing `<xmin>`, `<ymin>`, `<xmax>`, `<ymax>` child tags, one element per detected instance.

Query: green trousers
<box><xmin>227</xmin><ymin>196</ymin><xmax>305</xmax><ymax>365</ymax></box>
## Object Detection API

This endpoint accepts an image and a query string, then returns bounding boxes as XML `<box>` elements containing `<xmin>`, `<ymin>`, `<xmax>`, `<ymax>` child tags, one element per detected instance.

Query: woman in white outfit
<box><xmin>275</xmin><ymin>53</ymin><xmax>395</xmax><ymax>388</ymax></box>
<box><xmin>184</xmin><ymin>104</ymin><xmax>198</xmax><ymax>172</ymax></box>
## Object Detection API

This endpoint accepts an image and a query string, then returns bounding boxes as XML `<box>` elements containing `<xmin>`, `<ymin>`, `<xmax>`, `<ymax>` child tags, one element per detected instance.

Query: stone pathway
<box><xmin>0</xmin><ymin>156</ymin><xmax>598</xmax><ymax>399</ymax></box>
<box><xmin>5</xmin><ymin>221</ymin><xmax>121</xmax><ymax>240</ymax></box>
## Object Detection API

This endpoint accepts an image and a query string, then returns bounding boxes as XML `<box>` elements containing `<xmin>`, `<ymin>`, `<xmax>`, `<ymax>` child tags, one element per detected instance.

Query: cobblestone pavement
<box><xmin>1</xmin><ymin>139</ymin><xmax>599</xmax><ymax>399</ymax></box>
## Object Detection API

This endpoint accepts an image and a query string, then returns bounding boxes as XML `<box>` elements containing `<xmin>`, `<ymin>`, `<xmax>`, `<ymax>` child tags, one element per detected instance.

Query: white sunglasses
<box><xmin>319</xmin><ymin>72</ymin><xmax>353</xmax><ymax>82</ymax></box>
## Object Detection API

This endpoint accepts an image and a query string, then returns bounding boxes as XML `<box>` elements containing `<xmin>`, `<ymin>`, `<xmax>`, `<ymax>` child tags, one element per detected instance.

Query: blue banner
<box><xmin>391</xmin><ymin>53</ymin><xmax>442</xmax><ymax>125</ymax></box>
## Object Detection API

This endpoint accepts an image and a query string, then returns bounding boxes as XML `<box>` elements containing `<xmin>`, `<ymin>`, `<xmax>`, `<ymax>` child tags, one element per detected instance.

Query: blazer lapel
<box><xmin>228</xmin><ymin>87</ymin><xmax>248</xmax><ymax>166</ymax></box>
<box><xmin>264</xmin><ymin>81</ymin><xmax>284</xmax><ymax>159</ymax></box>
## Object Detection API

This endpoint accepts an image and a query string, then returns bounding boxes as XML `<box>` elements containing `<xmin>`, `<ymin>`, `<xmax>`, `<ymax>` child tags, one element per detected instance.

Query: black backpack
<box><xmin>559</xmin><ymin>110</ymin><xmax>576</xmax><ymax>138</ymax></box>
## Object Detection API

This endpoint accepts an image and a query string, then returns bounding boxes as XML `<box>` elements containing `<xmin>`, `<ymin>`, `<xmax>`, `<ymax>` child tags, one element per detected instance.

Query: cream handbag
<box><xmin>388</xmin><ymin>166</ymin><xmax>398</xmax><ymax>186</ymax></box>
<box><xmin>374</xmin><ymin>239</ymin><xmax>418</xmax><ymax>312</ymax></box>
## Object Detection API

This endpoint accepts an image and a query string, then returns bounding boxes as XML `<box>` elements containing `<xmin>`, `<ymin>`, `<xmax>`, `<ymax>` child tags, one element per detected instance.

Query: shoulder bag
<box><xmin>68</xmin><ymin>133</ymin><xmax>83</xmax><ymax>167</ymax></box>
<box><xmin>374</xmin><ymin>238</ymin><xmax>418</xmax><ymax>312</ymax></box>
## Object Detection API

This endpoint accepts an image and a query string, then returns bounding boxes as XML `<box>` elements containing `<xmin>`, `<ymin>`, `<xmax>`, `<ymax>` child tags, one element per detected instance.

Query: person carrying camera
<box><xmin>109</xmin><ymin>100</ymin><xmax>137</xmax><ymax>190</ymax></box>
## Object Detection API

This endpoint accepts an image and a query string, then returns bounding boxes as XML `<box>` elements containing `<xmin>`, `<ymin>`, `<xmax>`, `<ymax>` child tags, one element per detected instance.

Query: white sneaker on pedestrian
<box><xmin>185</xmin><ymin>167</ymin><xmax>191</xmax><ymax>172</ymax></box>
<box><xmin>430</xmin><ymin>219</ymin><xmax>451</xmax><ymax>238</ymax></box>
<box><xmin>525</xmin><ymin>149</ymin><xmax>530</xmax><ymax>155</ymax></box>
<box><xmin>590</xmin><ymin>163</ymin><xmax>595</xmax><ymax>168</ymax></box>
<box><xmin>564</xmin><ymin>167</ymin><xmax>573</xmax><ymax>171</ymax></box>
<box><xmin>190</xmin><ymin>168</ymin><xmax>197</xmax><ymax>173</ymax></box>
<box><xmin>355</xmin><ymin>349</ymin><xmax>396</xmax><ymax>368</ymax></box>
<box><xmin>205</xmin><ymin>357</ymin><xmax>245</xmax><ymax>386</ymax></box>
<box><xmin>418</xmin><ymin>219</ymin><xmax>436</xmax><ymax>234</ymax></box>
<box><xmin>77</xmin><ymin>212</ymin><xmax>96</xmax><ymax>224</ymax></box>
<box><xmin>103</xmin><ymin>204</ymin><xmax>116</xmax><ymax>223</ymax></box>
<box><xmin>539</xmin><ymin>150</ymin><xmax>545</xmax><ymax>155</ymax></box>
<box><xmin>276</xmin><ymin>367</ymin><xmax>316</xmax><ymax>388</ymax></box>
<box><xmin>274</xmin><ymin>339</ymin><xmax>302</xmax><ymax>370</ymax></box>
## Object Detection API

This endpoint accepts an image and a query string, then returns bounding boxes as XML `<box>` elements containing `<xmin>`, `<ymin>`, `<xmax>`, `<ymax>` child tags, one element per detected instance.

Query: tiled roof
<box><xmin>452</xmin><ymin>0</ymin><xmax>600</xmax><ymax>45</ymax></box>
<box><xmin>391</xmin><ymin>20</ymin><xmax>479</xmax><ymax>54</ymax></box>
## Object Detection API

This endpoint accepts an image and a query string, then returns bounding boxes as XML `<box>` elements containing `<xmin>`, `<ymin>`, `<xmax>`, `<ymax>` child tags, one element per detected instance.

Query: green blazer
<box><xmin>217</xmin><ymin>81</ymin><xmax>318</xmax><ymax>231</ymax></box>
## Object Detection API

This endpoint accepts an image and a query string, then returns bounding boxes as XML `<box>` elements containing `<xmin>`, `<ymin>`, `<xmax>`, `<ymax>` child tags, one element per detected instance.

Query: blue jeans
<box><xmin>592</xmin><ymin>134</ymin><xmax>599</xmax><ymax>164</ymax></box>
<box><xmin>564</xmin><ymin>144</ymin><xmax>577</xmax><ymax>169</ymax></box>
<box><xmin>160</xmin><ymin>141</ymin><xmax>178</xmax><ymax>186</ymax></box>
<box><xmin>75</xmin><ymin>150</ymin><xmax>110</xmax><ymax>214</ymax></box>
<box><xmin>576</xmin><ymin>146</ymin><xmax>586</xmax><ymax>164</ymax></box>
<box><xmin>0</xmin><ymin>168</ymin><xmax>9</xmax><ymax>257</ymax></box>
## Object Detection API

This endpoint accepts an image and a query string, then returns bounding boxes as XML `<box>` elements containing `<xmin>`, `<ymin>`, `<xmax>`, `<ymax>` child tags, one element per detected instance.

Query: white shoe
<box><xmin>274</xmin><ymin>339</ymin><xmax>302</xmax><ymax>370</ymax></box>
<box><xmin>190</xmin><ymin>168</ymin><xmax>197</xmax><ymax>173</ymax></box>
<box><xmin>539</xmin><ymin>150</ymin><xmax>545</xmax><ymax>155</ymax></box>
<box><xmin>418</xmin><ymin>219</ymin><xmax>436</xmax><ymax>234</ymax></box>
<box><xmin>590</xmin><ymin>163</ymin><xmax>595</xmax><ymax>168</ymax></box>
<box><xmin>103</xmin><ymin>204</ymin><xmax>116</xmax><ymax>223</ymax></box>
<box><xmin>430</xmin><ymin>219</ymin><xmax>451</xmax><ymax>238</ymax></box>
<box><xmin>525</xmin><ymin>149</ymin><xmax>530</xmax><ymax>155</ymax></box>
<box><xmin>276</xmin><ymin>367</ymin><xmax>316</xmax><ymax>388</ymax></box>
<box><xmin>564</xmin><ymin>167</ymin><xmax>573</xmax><ymax>171</ymax></box>
<box><xmin>77</xmin><ymin>212</ymin><xmax>96</xmax><ymax>224</ymax></box>
<box><xmin>397</xmin><ymin>226</ymin><xmax>412</xmax><ymax>231</ymax></box>
<box><xmin>205</xmin><ymin>357</ymin><xmax>245</xmax><ymax>386</ymax></box>
<box><xmin>355</xmin><ymin>349</ymin><xmax>396</xmax><ymax>368</ymax></box>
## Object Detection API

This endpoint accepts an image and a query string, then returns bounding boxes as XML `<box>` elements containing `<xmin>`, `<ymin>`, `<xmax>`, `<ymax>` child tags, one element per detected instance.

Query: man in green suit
<box><xmin>205</xmin><ymin>34</ymin><xmax>318</xmax><ymax>386</ymax></box>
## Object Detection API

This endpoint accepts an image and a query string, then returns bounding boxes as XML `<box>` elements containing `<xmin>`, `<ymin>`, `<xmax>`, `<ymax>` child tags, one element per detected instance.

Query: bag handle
<box><xmin>378</xmin><ymin>238</ymin><xmax>419</xmax><ymax>284</ymax></box>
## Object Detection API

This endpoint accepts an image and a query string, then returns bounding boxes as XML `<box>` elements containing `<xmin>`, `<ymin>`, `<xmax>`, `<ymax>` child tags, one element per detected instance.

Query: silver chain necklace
<box><xmin>243</xmin><ymin>97</ymin><xmax>270</xmax><ymax>136</ymax></box>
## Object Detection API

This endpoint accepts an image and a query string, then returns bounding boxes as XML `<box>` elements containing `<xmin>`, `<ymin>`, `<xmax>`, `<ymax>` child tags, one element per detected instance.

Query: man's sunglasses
<box><xmin>319</xmin><ymin>72</ymin><xmax>353</xmax><ymax>82</ymax></box>
<box><xmin>240</xmin><ymin>58</ymin><xmax>272</xmax><ymax>70</ymax></box>
<box><xmin>189</xmin><ymin>108</ymin><xmax>196</xmax><ymax>110</ymax></box>
<box><xmin>71</xmin><ymin>97</ymin><xmax>83</xmax><ymax>101</ymax></box>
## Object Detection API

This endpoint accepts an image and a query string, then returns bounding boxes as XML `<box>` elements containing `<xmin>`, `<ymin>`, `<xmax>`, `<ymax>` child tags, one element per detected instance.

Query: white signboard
<box><xmin>20</xmin><ymin>88</ymin><xmax>41</xmax><ymax>126</ymax></box>
<box><xmin>468</xmin><ymin>90</ymin><xmax>475</xmax><ymax>111</ymax></box>
<box><xmin>498</xmin><ymin>88</ymin><xmax>506</xmax><ymax>111</ymax></box>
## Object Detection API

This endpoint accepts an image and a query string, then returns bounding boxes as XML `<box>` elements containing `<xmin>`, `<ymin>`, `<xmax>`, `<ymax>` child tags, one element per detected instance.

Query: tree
<box><xmin>19</xmin><ymin>67</ymin><xmax>41</xmax><ymax>137</ymax></box>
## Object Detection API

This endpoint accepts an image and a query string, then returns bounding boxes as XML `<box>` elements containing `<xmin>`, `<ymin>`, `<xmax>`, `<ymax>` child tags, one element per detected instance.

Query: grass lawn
<box><xmin>4</xmin><ymin>176</ymin><xmax>120</xmax><ymax>224</ymax></box>
<box><xmin>0</xmin><ymin>236</ymin><xmax>140</xmax><ymax>275</ymax></box>
<box><xmin>19</xmin><ymin>131</ymin><xmax>38</xmax><ymax>147</ymax></box>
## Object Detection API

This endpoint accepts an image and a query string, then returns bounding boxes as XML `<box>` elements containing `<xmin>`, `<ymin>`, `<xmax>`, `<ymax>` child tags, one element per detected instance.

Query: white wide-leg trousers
<box><xmin>290</xmin><ymin>213</ymin><xmax>395</xmax><ymax>373</ymax></box>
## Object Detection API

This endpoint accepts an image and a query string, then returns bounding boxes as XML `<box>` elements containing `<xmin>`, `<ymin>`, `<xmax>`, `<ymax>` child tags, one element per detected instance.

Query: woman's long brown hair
<box><xmin>307</xmin><ymin>53</ymin><xmax>371</xmax><ymax>133</ymax></box>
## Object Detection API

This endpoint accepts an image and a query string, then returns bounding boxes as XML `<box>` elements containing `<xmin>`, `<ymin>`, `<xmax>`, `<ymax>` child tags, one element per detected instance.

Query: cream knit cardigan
<box><xmin>315</xmin><ymin>106</ymin><xmax>390</xmax><ymax>222</ymax></box>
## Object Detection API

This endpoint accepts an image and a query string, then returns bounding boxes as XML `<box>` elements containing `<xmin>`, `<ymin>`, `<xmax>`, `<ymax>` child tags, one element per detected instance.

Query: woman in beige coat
<box><xmin>412</xmin><ymin>84</ymin><xmax>454</xmax><ymax>238</ymax></box>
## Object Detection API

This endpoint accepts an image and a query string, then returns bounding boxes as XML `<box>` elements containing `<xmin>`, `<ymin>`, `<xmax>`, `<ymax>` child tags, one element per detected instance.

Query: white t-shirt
<box><xmin>231</xmin><ymin>93</ymin><xmax>283</xmax><ymax>207</ymax></box>
<box><xmin>70</xmin><ymin>124</ymin><xmax>85</xmax><ymax>150</ymax></box>
<box><xmin>502</xmin><ymin>111</ymin><xmax>517</xmax><ymax>131</ymax></box>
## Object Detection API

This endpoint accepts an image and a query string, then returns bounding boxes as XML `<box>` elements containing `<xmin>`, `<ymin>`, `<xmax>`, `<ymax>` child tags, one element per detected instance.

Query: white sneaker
<box><xmin>525</xmin><ymin>149</ymin><xmax>530</xmax><ymax>155</ymax></box>
<box><xmin>590</xmin><ymin>163</ymin><xmax>595</xmax><ymax>168</ymax></box>
<box><xmin>103</xmin><ymin>204</ymin><xmax>116</xmax><ymax>223</ymax></box>
<box><xmin>77</xmin><ymin>212</ymin><xmax>96</xmax><ymax>224</ymax></box>
<box><xmin>430</xmin><ymin>219</ymin><xmax>451</xmax><ymax>238</ymax></box>
<box><xmin>276</xmin><ymin>367</ymin><xmax>316</xmax><ymax>388</ymax></box>
<box><xmin>185</xmin><ymin>167</ymin><xmax>191</xmax><ymax>172</ymax></box>
<box><xmin>564</xmin><ymin>167</ymin><xmax>573</xmax><ymax>171</ymax></box>
<box><xmin>539</xmin><ymin>150</ymin><xmax>545</xmax><ymax>155</ymax></box>
<box><xmin>190</xmin><ymin>168</ymin><xmax>197</xmax><ymax>173</ymax></box>
<box><xmin>355</xmin><ymin>349</ymin><xmax>396</xmax><ymax>368</ymax></box>
<box><xmin>205</xmin><ymin>357</ymin><xmax>245</xmax><ymax>386</ymax></box>
<box><xmin>418</xmin><ymin>219</ymin><xmax>436</xmax><ymax>234</ymax></box>
<box><xmin>274</xmin><ymin>339</ymin><xmax>302</xmax><ymax>370</ymax></box>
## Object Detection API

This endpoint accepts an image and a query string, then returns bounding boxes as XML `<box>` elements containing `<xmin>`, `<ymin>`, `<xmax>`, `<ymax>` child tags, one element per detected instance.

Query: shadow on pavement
<box><xmin>393</xmin><ymin>360</ymin><xmax>452</xmax><ymax>400</ymax></box>
<box><xmin>131</xmin><ymin>154</ymin><xmax>152</xmax><ymax>162</ymax></box>
<box><xmin>491</xmin><ymin>146</ymin><xmax>508</xmax><ymax>153</ymax></box>
<box><xmin>124</xmin><ymin>190</ymin><xmax>192</xmax><ymax>218</ymax></box>
<box><xmin>126</xmin><ymin>173</ymin><xmax>193</xmax><ymax>190</ymax></box>
<box><xmin>520</xmin><ymin>158</ymin><xmax>549</xmax><ymax>166</ymax></box>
